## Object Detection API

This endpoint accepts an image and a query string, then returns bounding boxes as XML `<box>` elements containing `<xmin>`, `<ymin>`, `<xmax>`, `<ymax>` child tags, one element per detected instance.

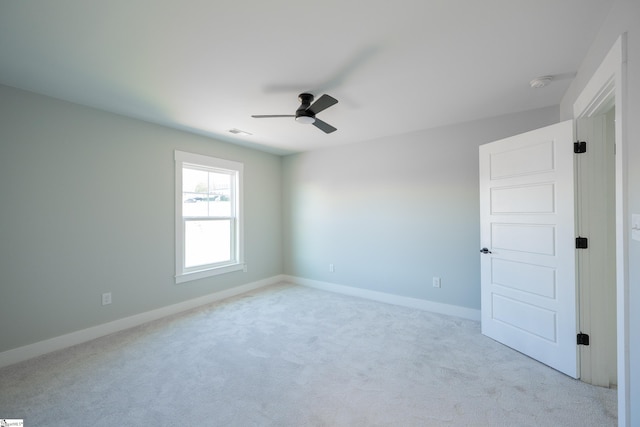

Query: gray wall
<box><xmin>0</xmin><ymin>85</ymin><xmax>283</xmax><ymax>353</ymax></box>
<box><xmin>559</xmin><ymin>0</ymin><xmax>640</xmax><ymax>422</ymax></box>
<box><xmin>282</xmin><ymin>106</ymin><xmax>558</xmax><ymax>310</ymax></box>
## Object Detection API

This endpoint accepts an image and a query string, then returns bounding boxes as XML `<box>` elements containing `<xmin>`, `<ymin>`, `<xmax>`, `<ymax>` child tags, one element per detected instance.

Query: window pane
<box><xmin>184</xmin><ymin>220</ymin><xmax>231</xmax><ymax>268</ymax></box>
<box><xmin>208</xmin><ymin>172</ymin><xmax>231</xmax><ymax>217</ymax></box>
<box><xmin>183</xmin><ymin>192</ymin><xmax>209</xmax><ymax>217</ymax></box>
<box><xmin>182</xmin><ymin>168</ymin><xmax>233</xmax><ymax>217</ymax></box>
<box><xmin>183</xmin><ymin>168</ymin><xmax>209</xmax><ymax>194</ymax></box>
<box><xmin>183</xmin><ymin>168</ymin><xmax>209</xmax><ymax>217</ymax></box>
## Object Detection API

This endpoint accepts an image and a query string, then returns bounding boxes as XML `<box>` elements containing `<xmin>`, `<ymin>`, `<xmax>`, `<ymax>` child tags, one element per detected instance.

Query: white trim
<box><xmin>573</xmin><ymin>34</ymin><xmax>629</xmax><ymax>426</ymax></box>
<box><xmin>0</xmin><ymin>275</ymin><xmax>285</xmax><ymax>369</ymax></box>
<box><xmin>573</xmin><ymin>40</ymin><xmax>621</xmax><ymax>118</ymax></box>
<box><xmin>284</xmin><ymin>275</ymin><xmax>481</xmax><ymax>322</ymax></box>
<box><xmin>175</xmin><ymin>150</ymin><xmax>243</xmax><ymax>172</ymax></box>
<box><xmin>175</xmin><ymin>263</ymin><xmax>245</xmax><ymax>284</ymax></box>
<box><xmin>174</xmin><ymin>150</ymin><xmax>244</xmax><ymax>283</ymax></box>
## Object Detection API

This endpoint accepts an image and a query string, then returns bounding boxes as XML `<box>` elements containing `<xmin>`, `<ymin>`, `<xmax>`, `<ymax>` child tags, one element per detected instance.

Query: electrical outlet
<box><xmin>632</xmin><ymin>214</ymin><xmax>640</xmax><ymax>241</ymax></box>
<box><xmin>243</xmin><ymin>264</ymin><xmax>248</xmax><ymax>273</ymax></box>
<box><xmin>432</xmin><ymin>277</ymin><xmax>441</xmax><ymax>288</ymax></box>
<box><xmin>102</xmin><ymin>292</ymin><xmax>112</xmax><ymax>306</ymax></box>
<box><xmin>329</xmin><ymin>263</ymin><xmax>335</xmax><ymax>273</ymax></box>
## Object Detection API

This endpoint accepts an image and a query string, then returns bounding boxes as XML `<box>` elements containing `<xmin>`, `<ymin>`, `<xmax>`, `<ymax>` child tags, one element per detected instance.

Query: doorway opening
<box><xmin>576</xmin><ymin>108</ymin><xmax>617</xmax><ymax>387</ymax></box>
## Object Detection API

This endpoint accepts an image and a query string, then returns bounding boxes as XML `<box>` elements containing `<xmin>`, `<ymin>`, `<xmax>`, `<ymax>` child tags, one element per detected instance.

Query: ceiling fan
<box><xmin>252</xmin><ymin>93</ymin><xmax>338</xmax><ymax>133</ymax></box>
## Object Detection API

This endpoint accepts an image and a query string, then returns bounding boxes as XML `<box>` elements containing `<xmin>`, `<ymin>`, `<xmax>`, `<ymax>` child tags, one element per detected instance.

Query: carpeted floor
<box><xmin>0</xmin><ymin>282</ymin><xmax>617</xmax><ymax>426</ymax></box>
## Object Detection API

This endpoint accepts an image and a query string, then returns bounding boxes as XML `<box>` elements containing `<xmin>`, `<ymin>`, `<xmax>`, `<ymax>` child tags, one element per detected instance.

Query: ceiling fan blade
<box><xmin>312</xmin><ymin>118</ymin><xmax>337</xmax><ymax>134</ymax></box>
<box><xmin>307</xmin><ymin>94</ymin><xmax>338</xmax><ymax>115</ymax></box>
<box><xmin>251</xmin><ymin>115</ymin><xmax>295</xmax><ymax>118</ymax></box>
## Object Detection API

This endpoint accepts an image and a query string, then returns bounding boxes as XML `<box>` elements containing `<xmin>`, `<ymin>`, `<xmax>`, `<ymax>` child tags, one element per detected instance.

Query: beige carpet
<box><xmin>0</xmin><ymin>282</ymin><xmax>616</xmax><ymax>426</ymax></box>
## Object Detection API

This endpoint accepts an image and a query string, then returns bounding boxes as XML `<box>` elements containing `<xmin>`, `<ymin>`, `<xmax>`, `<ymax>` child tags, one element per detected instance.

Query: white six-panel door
<box><xmin>479</xmin><ymin>120</ymin><xmax>578</xmax><ymax>378</ymax></box>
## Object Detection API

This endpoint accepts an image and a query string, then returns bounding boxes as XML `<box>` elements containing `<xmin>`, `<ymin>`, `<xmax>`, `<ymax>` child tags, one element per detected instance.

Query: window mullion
<box><xmin>183</xmin><ymin>216</ymin><xmax>232</xmax><ymax>221</ymax></box>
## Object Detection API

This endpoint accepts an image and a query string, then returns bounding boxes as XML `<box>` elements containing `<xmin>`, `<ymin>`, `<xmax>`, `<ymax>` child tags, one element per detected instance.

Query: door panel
<box><xmin>491</xmin><ymin>184</ymin><xmax>555</xmax><ymax>214</ymax></box>
<box><xmin>491</xmin><ymin>294</ymin><xmax>557</xmax><ymax>341</ymax></box>
<box><xmin>480</xmin><ymin>120</ymin><xmax>577</xmax><ymax>378</ymax></box>
<box><xmin>491</xmin><ymin>259</ymin><xmax>556</xmax><ymax>298</ymax></box>
<box><xmin>491</xmin><ymin>224</ymin><xmax>556</xmax><ymax>255</ymax></box>
<box><xmin>489</xmin><ymin>140</ymin><xmax>555</xmax><ymax>178</ymax></box>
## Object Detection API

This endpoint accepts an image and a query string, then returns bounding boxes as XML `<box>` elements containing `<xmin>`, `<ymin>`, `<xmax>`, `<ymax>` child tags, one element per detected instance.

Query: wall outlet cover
<box><xmin>102</xmin><ymin>292</ymin><xmax>112</xmax><ymax>306</ymax></box>
<box><xmin>632</xmin><ymin>214</ymin><xmax>640</xmax><ymax>241</ymax></box>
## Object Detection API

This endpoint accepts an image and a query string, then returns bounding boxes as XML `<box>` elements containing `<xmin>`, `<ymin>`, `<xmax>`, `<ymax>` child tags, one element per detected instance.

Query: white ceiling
<box><xmin>0</xmin><ymin>0</ymin><xmax>613</xmax><ymax>155</ymax></box>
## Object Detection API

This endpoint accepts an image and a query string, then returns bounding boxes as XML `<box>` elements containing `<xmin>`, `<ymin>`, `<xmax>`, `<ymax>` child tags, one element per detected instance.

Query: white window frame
<box><xmin>175</xmin><ymin>150</ymin><xmax>244</xmax><ymax>284</ymax></box>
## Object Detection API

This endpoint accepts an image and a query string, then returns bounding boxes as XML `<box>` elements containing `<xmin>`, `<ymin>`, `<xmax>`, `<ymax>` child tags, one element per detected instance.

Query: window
<box><xmin>175</xmin><ymin>150</ymin><xmax>243</xmax><ymax>283</ymax></box>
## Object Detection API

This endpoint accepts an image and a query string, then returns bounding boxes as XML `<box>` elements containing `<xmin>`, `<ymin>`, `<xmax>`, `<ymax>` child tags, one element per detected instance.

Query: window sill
<box><xmin>175</xmin><ymin>263</ymin><xmax>245</xmax><ymax>284</ymax></box>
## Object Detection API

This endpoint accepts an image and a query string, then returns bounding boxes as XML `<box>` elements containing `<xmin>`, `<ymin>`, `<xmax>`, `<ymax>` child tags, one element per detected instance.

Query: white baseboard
<box><xmin>0</xmin><ymin>275</ymin><xmax>285</xmax><ymax>369</ymax></box>
<box><xmin>283</xmin><ymin>275</ymin><xmax>481</xmax><ymax>322</ymax></box>
<box><xmin>1</xmin><ymin>275</ymin><xmax>479</xmax><ymax>369</ymax></box>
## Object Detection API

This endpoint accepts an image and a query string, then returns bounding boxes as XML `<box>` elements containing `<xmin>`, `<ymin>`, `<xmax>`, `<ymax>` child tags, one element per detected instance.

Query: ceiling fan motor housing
<box><xmin>296</xmin><ymin>93</ymin><xmax>316</xmax><ymax>123</ymax></box>
<box><xmin>298</xmin><ymin>93</ymin><xmax>314</xmax><ymax>106</ymax></box>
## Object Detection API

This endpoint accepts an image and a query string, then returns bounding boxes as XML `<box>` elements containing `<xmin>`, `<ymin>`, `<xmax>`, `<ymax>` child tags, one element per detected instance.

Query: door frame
<box><xmin>573</xmin><ymin>34</ymin><xmax>628</xmax><ymax>425</ymax></box>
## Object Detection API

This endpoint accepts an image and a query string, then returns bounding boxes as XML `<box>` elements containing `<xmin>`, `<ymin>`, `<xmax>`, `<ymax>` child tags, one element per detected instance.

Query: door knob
<box><xmin>480</xmin><ymin>247</ymin><xmax>492</xmax><ymax>254</ymax></box>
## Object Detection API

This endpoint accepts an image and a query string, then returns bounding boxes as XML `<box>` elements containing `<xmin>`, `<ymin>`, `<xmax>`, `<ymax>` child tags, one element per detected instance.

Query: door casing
<box><xmin>572</xmin><ymin>34</ymin><xmax>628</xmax><ymax>425</ymax></box>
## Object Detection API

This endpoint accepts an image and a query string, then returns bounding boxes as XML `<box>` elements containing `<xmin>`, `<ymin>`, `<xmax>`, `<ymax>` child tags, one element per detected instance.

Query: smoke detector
<box><xmin>530</xmin><ymin>76</ymin><xmax>553</xmax><ymax>89</ymax></box>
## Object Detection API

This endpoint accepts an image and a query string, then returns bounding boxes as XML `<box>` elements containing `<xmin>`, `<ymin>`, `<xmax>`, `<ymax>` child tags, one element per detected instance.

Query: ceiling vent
<box><xmin>529</xmin><ymin>76</ymin><xmax>553</xmax><ymax>89</ymax></box>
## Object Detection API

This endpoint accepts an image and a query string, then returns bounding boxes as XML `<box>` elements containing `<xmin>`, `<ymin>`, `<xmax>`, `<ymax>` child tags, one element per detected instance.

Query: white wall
<box><xmin>0</xmin><ymin>85</ymin><xmax>283</xmax><ymax>354</ymax></box>
<box><xmin>559</xmin><ymin>0</ymin><xmax>640</xmax><ymax>424</ymax></box>
<box><xmin>282</xmin><ymin>106</ymin><xmax>558</xmax><ymax>310</ymax></box>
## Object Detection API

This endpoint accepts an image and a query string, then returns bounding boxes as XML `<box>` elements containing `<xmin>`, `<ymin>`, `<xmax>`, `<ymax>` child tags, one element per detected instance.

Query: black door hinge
<box><xmin>577</xmin><ymin>333</ymin><xmax>590</xmax><ymax>346</ymax></box>
<box><xmin>574</xmin><ymin>141</ymin><xmax>587</xmax><ymax>153</ymax></box>
<box><xmin>576</xmin><ymin>237</ymin><xmax>588</xmax><ymax>249</ymax></box>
